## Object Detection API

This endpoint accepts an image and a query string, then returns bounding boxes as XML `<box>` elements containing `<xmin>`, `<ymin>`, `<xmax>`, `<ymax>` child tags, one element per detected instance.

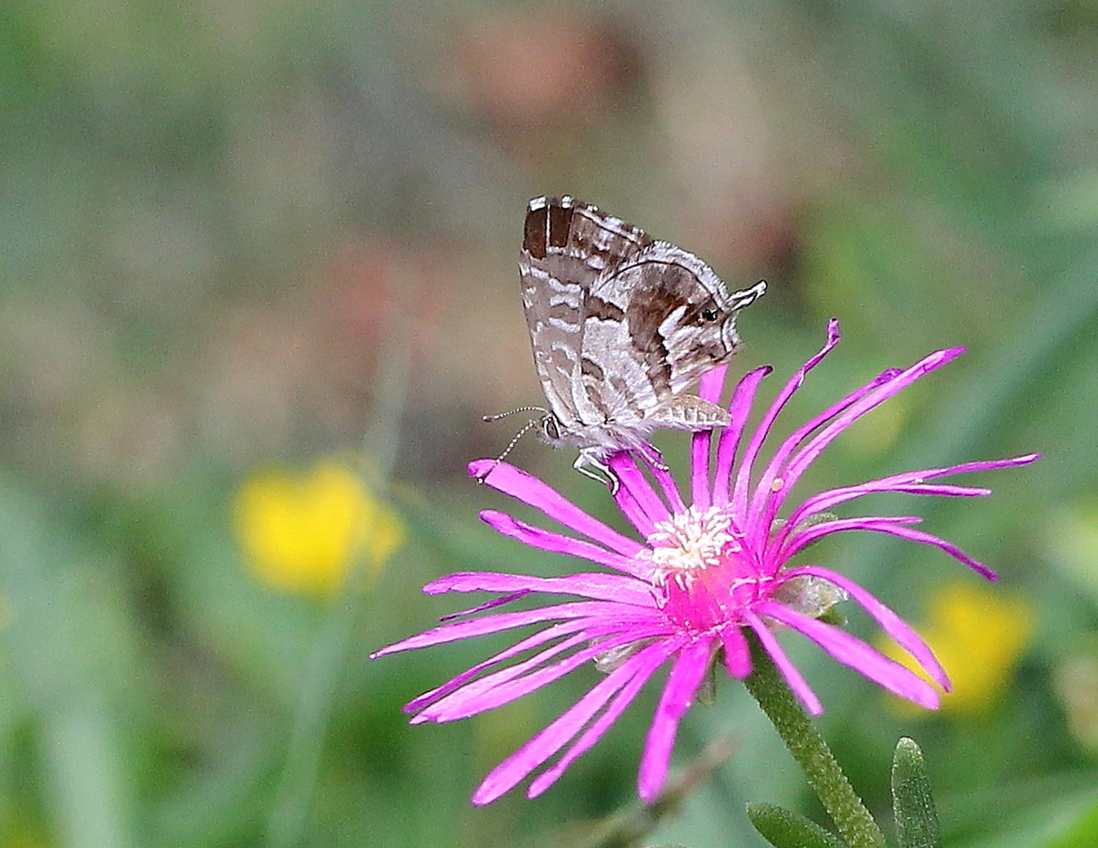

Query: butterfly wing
<box><xmin>585</xmin><ymin>240</ymin><xmax>766</xmax><ymax>438</ymax></box>
<box><xmin>596</xmin><ymin>241</ymin><xmax>764</xmax><ymax>399</ymax></box>
<box><xmin>519</xmin><ymin>196</ymin><xmax>651</xmax><ymax>447</ymax></box>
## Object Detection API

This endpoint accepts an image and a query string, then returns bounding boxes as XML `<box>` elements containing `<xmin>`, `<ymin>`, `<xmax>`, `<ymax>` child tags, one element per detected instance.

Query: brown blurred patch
<box><xmin>430</xmin><ymin>8</ymin><xmax>645</xmax><ymax>158</ymax></box>
<box><xmin>79</xmin><ymin>388</ymin><xmax>183</xmax><ymax>485</ymax></box>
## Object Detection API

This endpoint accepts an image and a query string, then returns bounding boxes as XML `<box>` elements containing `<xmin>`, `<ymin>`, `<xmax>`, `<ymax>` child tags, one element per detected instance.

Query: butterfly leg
<box><xmin>635</xmin><ymin>442</ymin><xmax>669</xmax><ymax>472</ymax></box>
<box><xmin>574</xmin><ymin>450</ymin><xmax>620</xmax><ymax>494</ymax></box>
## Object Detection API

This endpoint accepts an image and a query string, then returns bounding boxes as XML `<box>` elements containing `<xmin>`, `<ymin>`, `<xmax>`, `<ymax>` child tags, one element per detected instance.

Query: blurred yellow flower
<box><xmin>881</xmin><ymin>582</ymin><xmax>1034</xmax><ymax>716</ymax></box>
<box><xmin>234</xmin><ymin>460</ymin><xmax>403</xmax><ymax>594</ymax></box>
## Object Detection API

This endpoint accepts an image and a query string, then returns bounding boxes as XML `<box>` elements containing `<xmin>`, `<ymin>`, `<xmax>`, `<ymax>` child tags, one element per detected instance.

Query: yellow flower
<box><xmin>881</xmin><ymin>582</ymin><xmax>1033</xmax><ymax>715</ymax></box>
<box><xmin>234</xmin><ymin>460</ymin><xmax>403</xmax><ymax>594</ymax></box>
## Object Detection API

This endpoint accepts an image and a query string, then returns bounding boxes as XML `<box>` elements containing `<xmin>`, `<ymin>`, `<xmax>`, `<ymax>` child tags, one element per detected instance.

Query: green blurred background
<box><xmin>2</xmin><ymin>0</ymin><xmax>1098</xmax><ymax>846</ymax></box>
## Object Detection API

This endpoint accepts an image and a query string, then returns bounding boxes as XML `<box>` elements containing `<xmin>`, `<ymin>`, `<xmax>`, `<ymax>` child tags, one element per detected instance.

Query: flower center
<box><xmin>640</xmin><ymin>505</ymin><xmax>763</xmax><ymax>630</ymax></box>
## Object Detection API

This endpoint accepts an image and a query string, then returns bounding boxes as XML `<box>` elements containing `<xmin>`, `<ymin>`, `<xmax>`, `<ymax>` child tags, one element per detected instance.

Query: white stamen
<box><xmin>641</xmin><ymin>505</ymin><xmax>740</xmax><ymax>577</ymax></box>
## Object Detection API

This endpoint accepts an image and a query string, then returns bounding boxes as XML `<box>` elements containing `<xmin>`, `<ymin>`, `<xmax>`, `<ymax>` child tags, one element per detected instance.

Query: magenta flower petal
<box><xmin>691</xmin><ymin>429</ymin><xmax>714</xmax><ymax>511</ymax></box>
<box><xmin>607</xmin><ymin>452</ymin><xmax>669</xmax><ymax>534</ymax></box>
<box><xmin>404</xmin><ymin>618</ymin><xmax>601</xmax><ymax>714</ymax></box>
<box><xmin>758</xmin><ymin>601</ymin><xmax>940</xmax><ymax>708</ymax></box>
<box><xmin>697</xmin><ymin>364</ymin><xmax>728</xmax><ymax>405</ymax></box>
<box><xmin>745</xmin><ymin>610</ymin><xmax>824</xmax><ymax>715</ymax></box>
<box><xmin>783</xmin><ymin>481</ymin><xmax>986</xmax><ymax>536</ymax></box>
<box><xmin>638</xmin><ymin>637</ymin><xmax>715</xmax><ymax>802</ymax></box>
<box><xmin>780</xmin><ymin>516</ymin><xmax>924</xmax><ymax>560</ymax></box>
<box><xmin>751</xmin><ymin>370</ymin><xmax>901</xmax><ymax>524</ymax></box>
<box><xmin>784</xmin><ymin>565</ymin><xmax>949</xmax><ymax>688</ymax></box>
<box><xmin>761</xmin><ymin>348</ymin><xmax>968</xmax><ymax>528</ymax></box>
<box><xmin>414</xmin><ymin>630</ymin><xmax>606</xmax><ymax>723</ymax></box>
<box><xmin>779</xmin><ymin>456</ymin><xmax>1038</xmax><ymax>539</ymax></box>
<box><xmin>471</xmin><ymin>460</ymin><xmax>644</xmax><ymax>558</ymax></box>
<box><xmin>417</xmin><ymin>626</ymin><xmax>669</xmax><ymax>723</ymax></box>
<box><xmin>371</xmin><ymin>600</ymin><xmax>646</xmax><ymax>657</ymax></box>
<box><xmin>379</xmin><ymin>322</ymin><xmax>1037</xmax><ymax>803</ymax></box>
<box><xmin>844</xmin><ymin>522</ymin><xmax>999</xmax><ymax>580</ymax></box>
<box><xmin>472</xmin><ymin>637</ymin><xmax>684</xmax><ymax>805</ymax></box>
<box><xmin>713</xmin><ymin>366</ymin><xmax>771</xmax><ymax>507</ymax></box>
<box><xmin>733</xmin><ymin>319</ymin><xmax>842</xmax><ymax>517</ymax></box>
<box><xmin>720</xmin><ymin>623</ymin><xmax>752</xmax><ymax>678</ymax></box>
<box><xmin>648</xmin><ymin>458</ymin><xmax>688</xmax><ymax>515</ymax></box>
<box><xmin>477</xmin><ymin>510</ymin><xmax>649</xmax><ymax>576</ymax></box>
<box><xmin>528</xmin><ymin>639</ymin><xmax>681</xmax><ymax>798</ymax></box>
<box><xmin>692</xmin><ymin>365</ymin><xmax>729</xmax><ymax>511</ymax></box>
<box><xmin>428</xmin><ymin>570</ymin><xmax>656</xmax><ymax>605</ymax></box>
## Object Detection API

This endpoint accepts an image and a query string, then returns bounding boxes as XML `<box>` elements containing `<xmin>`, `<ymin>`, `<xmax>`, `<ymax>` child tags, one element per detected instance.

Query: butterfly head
<box><xmin>538</xmin><ymin>409</ymin><xmax>564</xmax><ymax>447</ymax></box>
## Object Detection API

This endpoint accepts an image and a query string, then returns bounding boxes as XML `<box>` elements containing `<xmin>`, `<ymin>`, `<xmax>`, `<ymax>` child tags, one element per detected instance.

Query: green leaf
<box><xmin>1038</xmin><ymin>789</ymin><xmax>1098</xmax><ymax>848</ymax></box>
<box><xmin>891</xmin><ymin>737</ymin><xmax>942</xmax><ymax>848</ymax></box>
<box><xmin>747</xmin><ymin>803</ymin><xmax>847</xmax><ymax>848</ymax></box>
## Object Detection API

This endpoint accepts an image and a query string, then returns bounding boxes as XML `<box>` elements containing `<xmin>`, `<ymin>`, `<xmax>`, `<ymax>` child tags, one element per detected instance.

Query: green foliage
<box><xmin>891</xmin><ymin>738</ymin><xmax>942</xmax><ymax>848</ymax></box>
<box><xmin>1039</xmin><ymin>792</ymin><xmax>1098</xmax><ymax>848</ymax></box>
<box><xmin>748</xmin><ymin>803</ymin><xmax>847</xmax><ymax>848</ymax></box>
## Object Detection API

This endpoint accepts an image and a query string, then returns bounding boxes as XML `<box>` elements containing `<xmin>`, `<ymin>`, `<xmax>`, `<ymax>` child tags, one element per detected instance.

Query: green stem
<box><xmin>264</xmin><ymin>289</ymin><xmax>411</xmax><ymax>848</ymax></box>
<box><xmin>742</xmin><ymin>637</ymin><xmax>887</xmax><ymax>848</ymax></box>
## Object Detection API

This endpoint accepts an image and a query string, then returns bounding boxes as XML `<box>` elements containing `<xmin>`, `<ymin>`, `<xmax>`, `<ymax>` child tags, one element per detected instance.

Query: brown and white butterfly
<box><xmin>493</xmin><ymin>195</ymin><xmax>765</xmax><ymax>479</ymax></box>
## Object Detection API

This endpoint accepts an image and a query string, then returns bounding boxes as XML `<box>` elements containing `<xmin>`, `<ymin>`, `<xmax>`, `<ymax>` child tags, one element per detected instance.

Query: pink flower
<box><xmin>372</xmin><ymin>320</ymin><xmax>1038</xmax><ymax>805</ymax></box>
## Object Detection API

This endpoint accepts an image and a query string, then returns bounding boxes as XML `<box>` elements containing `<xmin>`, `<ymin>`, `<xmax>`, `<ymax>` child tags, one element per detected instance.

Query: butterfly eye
<box><xmin>700</xmin><ymin>307</ymin><xmax>720</xmax><ymax>322</ymax></box>
<box><xmin>541</xmin><ymin>414</ymin><xmax>561</xmax><ymax>442</ymax></box>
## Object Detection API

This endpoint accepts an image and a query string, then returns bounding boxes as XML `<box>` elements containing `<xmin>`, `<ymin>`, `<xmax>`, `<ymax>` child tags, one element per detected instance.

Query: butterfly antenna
<box><xmin>482</xmin><ymin>406</ymin><xmax>547</xmax><ymax>423</ymax></box>
<box><xmin>475</xmin><ymin>411</ymin><xmax>545</xmax><ymax>483</ymax></box>
<box><xmin>495</xmin><ymin>417</ymin><xmax>541</xmax><ymax>463</ymax></box>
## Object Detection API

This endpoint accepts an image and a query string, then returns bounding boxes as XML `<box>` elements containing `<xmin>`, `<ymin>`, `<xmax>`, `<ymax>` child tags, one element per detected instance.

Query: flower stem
<box><xmin>265</xmin><ymin>292</ymin><xmax>411</xmax><ymax>848</ymax></box>
<box><xmin>742</xmin><ymin>636</ymin><xmax>887</xmax><ymax>848</ymax></box>
<box><xmin>579</xmin><ymin>734</ymin><xmax>737</xmax><ymax>848</ymax></box>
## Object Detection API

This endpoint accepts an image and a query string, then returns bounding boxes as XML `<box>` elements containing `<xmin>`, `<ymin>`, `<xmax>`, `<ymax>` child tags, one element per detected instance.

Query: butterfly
<box><xmin>492</xmin><ymin>195</ymin><xmax>766</xmax><ymax>481</ymax></box>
